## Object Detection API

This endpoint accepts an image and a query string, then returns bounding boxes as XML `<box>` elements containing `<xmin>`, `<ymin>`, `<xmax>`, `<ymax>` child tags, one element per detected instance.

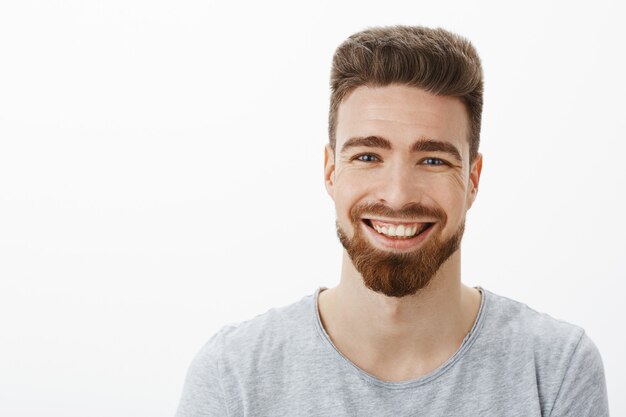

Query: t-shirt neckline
<box><xmin>311</xmin><ymin>285</ymin><xmax>489</xmax><ymax>389</ymax></box>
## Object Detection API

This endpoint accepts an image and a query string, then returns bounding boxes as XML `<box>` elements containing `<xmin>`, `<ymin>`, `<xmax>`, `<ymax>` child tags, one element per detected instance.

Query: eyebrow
<box><xmin>411</xmin><ymin>139</ymin><xmax>462</xmax><ymax>162</ymax></box>
<box><xmin>340</xmin><ymin>136</ymin><xmax>392</xmax><ymax>153</ymax></box>
<box><xmin>340</xmin><ymin>135</ymin><xmax>463</xmax><ymax>162</ymax></box>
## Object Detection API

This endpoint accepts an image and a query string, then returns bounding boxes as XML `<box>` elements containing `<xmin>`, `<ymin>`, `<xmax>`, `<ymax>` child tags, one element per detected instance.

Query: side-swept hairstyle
<box><xmin>329</xmin><ymin>26</ymin><xmax>484</xmax><ymax>161</ymax></box>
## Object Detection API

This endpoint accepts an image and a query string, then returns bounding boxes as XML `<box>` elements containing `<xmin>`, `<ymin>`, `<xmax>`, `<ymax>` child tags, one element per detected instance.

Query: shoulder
<box><xmin>177</xmin><ymin>291</ymin><xmax>318</xmax><ymax>415</ymax></box>
<box><xmin>472</xmin><ymin>290</ymin><xmax>608</xmax><ymax>416</ymax></box>
<box><xmin>478</xmin><ymin>289</ymin><xmax>608</xmax><ymax>415</ymax></box>
<box><xmin>481</xmin><ymin>289</ymin><xmax>586</xmax><ymax>354</ymax></box>
<box><xmin>478</xmin><ymin>289</ymin><xmax>591</xmax><ymax>385</ymax></box>
<box><xmin>194</xmin><ymin>291</ymin><xmax>316</xmax><ymax>368</ymax></box>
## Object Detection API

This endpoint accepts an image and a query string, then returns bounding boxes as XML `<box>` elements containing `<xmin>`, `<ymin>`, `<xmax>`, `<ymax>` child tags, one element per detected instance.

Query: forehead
<box><xmin>336</xmin><ymin>85</ymin><xmax>470</xmax><ymax>155</ymax></box>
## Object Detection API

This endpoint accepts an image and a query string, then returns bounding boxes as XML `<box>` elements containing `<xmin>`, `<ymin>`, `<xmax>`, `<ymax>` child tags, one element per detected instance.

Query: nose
<box><xmin>373</xmin><ymin>163</ymin><xmax>423</xmax><ymax>210</ymax></box>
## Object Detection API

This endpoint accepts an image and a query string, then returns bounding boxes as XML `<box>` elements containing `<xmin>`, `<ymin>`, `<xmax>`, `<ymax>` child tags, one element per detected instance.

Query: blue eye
<box><xmin>356</xmin><ymin>154</ymin><xmax>379</xmax><ymax>162</ymax></box>
<box><xmin>422</xmin><ymin>157</ymin><xmax>446</xmax><ymax>166</ymax></box>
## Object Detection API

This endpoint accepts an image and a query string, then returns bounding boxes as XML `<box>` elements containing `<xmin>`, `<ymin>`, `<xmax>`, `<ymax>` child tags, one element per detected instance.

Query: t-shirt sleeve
<box><xmin>548</xmin><ymin>332</ymin><xmax>609</xmax><ymax>417</ymax></box>
<box><xmin>175</xmin><ymin>334</ymin><xmax>229</xmax><ymax>417</ymax></box>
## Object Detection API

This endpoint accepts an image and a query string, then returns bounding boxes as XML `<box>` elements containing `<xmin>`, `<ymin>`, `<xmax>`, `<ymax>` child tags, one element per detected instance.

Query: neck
<box><xmin>317</xmin><ymin>250</ymin><xmax>481</xmax><ymax>381</ymax></box>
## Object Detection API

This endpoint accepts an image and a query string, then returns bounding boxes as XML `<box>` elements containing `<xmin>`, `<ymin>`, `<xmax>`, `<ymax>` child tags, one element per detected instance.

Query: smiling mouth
<box><xmin>362</xmin><ymin>219</ymin><xmax>434</xmax><ymax>239</ymax></box>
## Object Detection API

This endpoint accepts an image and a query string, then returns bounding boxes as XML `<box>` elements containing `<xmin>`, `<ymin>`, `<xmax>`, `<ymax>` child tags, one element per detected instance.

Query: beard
<box><xmin>336</xmin><ymin>202</ymin><xmax>465</xmax><ymax>298</ymax></box>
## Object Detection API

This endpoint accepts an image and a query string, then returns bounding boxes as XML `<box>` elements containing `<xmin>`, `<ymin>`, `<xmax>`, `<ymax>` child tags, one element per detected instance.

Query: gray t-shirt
<box><xmin>176</xmin><ymin>287</ymin><xmax>609</xmax><ymax>416</ymax></box>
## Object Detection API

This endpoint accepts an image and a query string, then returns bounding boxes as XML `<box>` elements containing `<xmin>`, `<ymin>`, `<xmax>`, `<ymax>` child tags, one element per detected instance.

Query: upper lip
<box><xmin>363</xmin><ymin>217</ymin><xmax>436</xmax><ymax>224</ymax></box>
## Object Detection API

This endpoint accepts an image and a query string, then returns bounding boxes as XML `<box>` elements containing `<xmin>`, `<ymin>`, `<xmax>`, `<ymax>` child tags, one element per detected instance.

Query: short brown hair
<box><xmin>329</xmin><ymin>26</ymin><xmax>484</xmax><ymax>161</ymax></box>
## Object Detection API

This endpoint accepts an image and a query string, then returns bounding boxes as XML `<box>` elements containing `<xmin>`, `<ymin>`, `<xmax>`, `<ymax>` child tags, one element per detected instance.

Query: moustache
<box><xmin>350</xmin><ymin>202</ymin><xmax>447</xmax><ymax>224</ymax></box>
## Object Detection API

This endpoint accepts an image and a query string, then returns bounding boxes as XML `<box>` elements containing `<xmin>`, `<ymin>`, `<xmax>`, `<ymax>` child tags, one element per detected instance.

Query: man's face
<box><xmin>324</xmin><ymin>85</ymin><xmax>482</xmax><ymax>297</ymax></box>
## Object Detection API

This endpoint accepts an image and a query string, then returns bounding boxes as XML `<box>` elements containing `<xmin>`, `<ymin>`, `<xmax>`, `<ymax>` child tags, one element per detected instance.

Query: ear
<box><xmin>324</xmin><ymin>144</ymin><xmax>336</xmax><ymax>200</ymax></box>
<box><xmin>467</xmin><ymin>153</ymin><xmax>483</xmax><ymax>209</ymax></box>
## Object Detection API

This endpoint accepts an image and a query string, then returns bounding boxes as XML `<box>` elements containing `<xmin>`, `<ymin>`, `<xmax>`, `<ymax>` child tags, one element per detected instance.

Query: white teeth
<box><xmin>371</xmin><ymin>222</ymin><xmax>423</xmax><ymax>238</ymax></box>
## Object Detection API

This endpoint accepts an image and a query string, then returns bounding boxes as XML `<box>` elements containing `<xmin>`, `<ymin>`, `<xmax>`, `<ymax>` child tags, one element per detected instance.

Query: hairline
<box><xmin>331</xmin><ymin>83</ymin><xmax>475</xmax><ymax>161</ymax></box>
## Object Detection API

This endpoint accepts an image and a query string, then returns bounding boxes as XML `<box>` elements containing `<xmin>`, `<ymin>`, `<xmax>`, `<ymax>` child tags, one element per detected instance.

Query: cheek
<box><xmin>333</xmin><ymin>187</ymin><xmax>357</xmax><ymax>220</ymax></box>
<box><xmin>425</xmin><ymin>176</ymin><xmax>470</xmax><ymax>217</ymax></box>
<box><xmin>333</xmin><ymin>172</ymin><xmax>369</xmax><ymax>222</ymax></box>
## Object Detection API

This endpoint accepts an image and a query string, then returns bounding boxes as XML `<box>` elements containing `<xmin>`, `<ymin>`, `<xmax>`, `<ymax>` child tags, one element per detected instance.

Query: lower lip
<box><xmin>361</xmin><ymin>221</ymin><xmax>435</xmax><ymax>251</ymax></box>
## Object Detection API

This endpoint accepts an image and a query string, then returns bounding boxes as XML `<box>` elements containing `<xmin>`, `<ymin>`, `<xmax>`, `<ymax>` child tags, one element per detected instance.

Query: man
<box><xmin>176</xmin><ymin>26</ymin><xmax>609</xmax><ymax>416</ymax></box>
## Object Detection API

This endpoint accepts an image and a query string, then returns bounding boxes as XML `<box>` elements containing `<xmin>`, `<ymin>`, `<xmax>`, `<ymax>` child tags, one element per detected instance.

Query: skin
<box><xmin>319</xmin><ymin>84</ymin><xmax>484</xmax><ymax>382</ymax></box>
